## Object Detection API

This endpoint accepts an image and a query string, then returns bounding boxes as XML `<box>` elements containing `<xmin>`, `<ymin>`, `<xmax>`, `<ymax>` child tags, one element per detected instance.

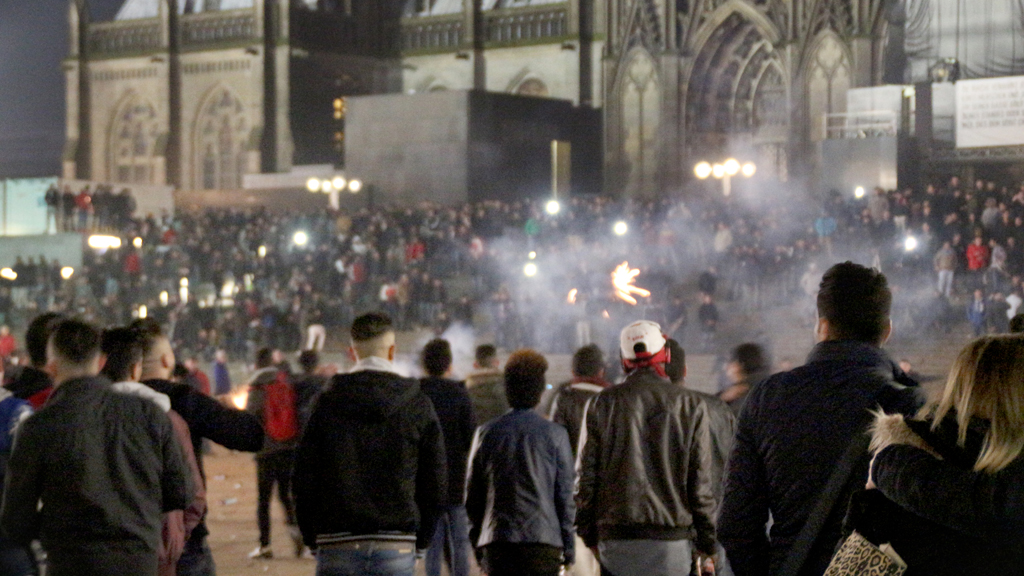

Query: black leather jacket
<box><xmin>576</xmin><ymin>367</ymin><xmax>717</xmax><ymax>554</ymax></box>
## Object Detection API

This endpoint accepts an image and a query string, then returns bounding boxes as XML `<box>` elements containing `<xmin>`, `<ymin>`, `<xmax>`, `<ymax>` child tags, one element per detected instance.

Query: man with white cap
<box><xmin>575</xmin><ymin>320</ymin><xmax>717</xmax><ymax>576</ymax></box>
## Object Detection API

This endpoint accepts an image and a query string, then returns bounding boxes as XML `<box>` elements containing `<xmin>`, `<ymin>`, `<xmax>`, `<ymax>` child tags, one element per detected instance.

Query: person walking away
<box><xmin>546</xmin><ymin>344</ymin><xmax>609</xmax><ymax>576</ymax></box>
<box><xmin>718</xmin><ymin>262</ymin><xmax>921</xmax><ymax>576</ymax></box>
<box><xmin>132</xmin><ymin>318</ymin><xmax>265</xmax><ymax>576</ymax></box>
<box><xmin>0</xmin><ymin>376</ymin><xmax>32</xmax><ymax>575</ymax></box>
<box><xmin>718</xmin><ymin>343</ymin><xmax>770</xmax><ymax>417</ymax></box>
<box><xmin>245</xmin><ymin>347</ymin><xmax>303</xmax><ymax>559</ymax></box>
<box><xmin>664</xmin><ymin>338</ymin><xmax>737</xmax><ymax>576</ymax></box>
<box><xmin>293</xmin><ymin>350</ymin><xmax>331</xmax><ymax>434</ymax></box>
<box><xmin>465</xmin><ymin>344</ymin><xmax>508</xmax><ymax>426</ymax></box>
<box><xmin>293</xmin><ymin>312</ymin><xmax>446</xmax><ymax>576</ymax></box>
<box><xmin>856</xmin><ymin>335</ymin><xmax>1024</xmax><ymax>574</ymax></box>
<box><xmin>3</xmin><ymin>313</ymin><xmax>63</xmax><ymax>409</ymax></box>
<box><xmin>212</xmin><ymin>349</ymin><xmax>232</xmax><ymax>397</ymax></box>
<box><xmin>102</xmin><ymin>327</ymin><xmax>207</xmax><ymax>576</ymax></box>
<box><xmin>466</xmin><ymin>349</ymin><xmax>575</xmax><ymax>576</ymax></box>
<box><xmin>419</xmin><ymin>339</ymin><xmax>476</xmax><ymax>576</ymax></box>
<box><xmin>576</xmin><ymin>320</ymin><xmax>717</xmax><ymax>576</ymax></box>
<box><xmin>0</xmin><ymin>319</ymin><xmax>191</xmax><ymax>576</ymax></box>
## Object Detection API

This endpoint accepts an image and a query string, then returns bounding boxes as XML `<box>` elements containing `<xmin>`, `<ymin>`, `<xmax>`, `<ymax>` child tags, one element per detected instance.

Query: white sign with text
<box><xmin>956</xmin><ymin>75</ymin><xmax>1024</xmax><ymax>148</ymax></box>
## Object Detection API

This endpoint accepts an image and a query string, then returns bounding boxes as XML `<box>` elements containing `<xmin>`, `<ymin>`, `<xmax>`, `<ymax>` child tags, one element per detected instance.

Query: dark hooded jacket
<box><xmin>293</xmin><ymin>369</ymin><xmax>447</xmax><ymax>550</ymax></box>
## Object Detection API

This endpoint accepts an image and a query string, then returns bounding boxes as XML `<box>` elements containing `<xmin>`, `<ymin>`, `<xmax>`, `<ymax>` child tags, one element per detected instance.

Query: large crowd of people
<box><xmin>1</xmin><ymin>260</ymin><xmax>1023</xmax><ymax>576</ymax></box>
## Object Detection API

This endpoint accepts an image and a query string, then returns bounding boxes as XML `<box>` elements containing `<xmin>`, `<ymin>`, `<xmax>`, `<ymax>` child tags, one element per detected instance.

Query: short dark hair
<box><xmin>255</xmin><ymin>347</ymin><xmax>274</xmax><ymax>369</ymax></box>
<box><xmin>1010</xmin><ymin>314</ymin><xmax>1024</xmax><ymax>334</ymax></box>
<box><xmin>572</xmin><ymin>344</ymin><xmax>604</xmax><ymax>378</ymax></box>
<box><xmin>475</xmin><ymin>344</ymin><xmax>497</xmax><ymax>365</ymax></box>
<box><xmin>129</xmin><ymin>318</ymin><xmax>164</xmax><ymax>357</ymax></box>
<box><xmin>351</xmin><ymin>312</ymin><xmax>393</xmax><ymax>342</ymax></box>
<box><xmin>49</xmin><ymin>319</ymin><xmax>101</xmax><ymax>366</ymax></box>
<box><xmin>817</xmin><ymin>262</ymin><xmax>892</xmax><ymax>343</ymax></box>
<box><xmin>26</xmin><ymin>312</ymin><xmax>64</xmax><ymax>367</ymax></box>
<box><xmin>422</xmin><ymin>339</ymin><xmax>453</xmax><ymax>377</ymax></box>
<box><xmin>504</xmin><ymin>349</ymin><xmax>548</xmax><ymax>409</ymax></box>
<box><xmin>732</xmin><ymin>343</ymin><xmax>768</xmax><ymax>376</ymax></box>
<box><xmin>664</xmin><ymin>339</ymin><xmax>686</xmax><ymax>383</ymax></box>
<box><xmin>298</xmin><ymin>350</ymin><xmax>319</xmax><ymax>373</ymax></box>
<box><xmin>100</xmin><ymin>327</ymin><xmax>144</xmax><ymax>382</ymax></box>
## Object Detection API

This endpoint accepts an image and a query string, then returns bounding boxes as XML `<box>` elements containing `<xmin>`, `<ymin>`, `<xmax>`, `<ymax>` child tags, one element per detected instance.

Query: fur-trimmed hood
<box><xmin>870</xmin><ymin>412</ymin><xmax>944</xmax><ymax>460</ymax></box>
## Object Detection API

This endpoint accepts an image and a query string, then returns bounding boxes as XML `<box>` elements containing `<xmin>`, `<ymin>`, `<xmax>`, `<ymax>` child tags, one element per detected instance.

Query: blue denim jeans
<box><xmin>316</xmin><ymin>544</ymin><xmax>416</xmax><ymax>576</ymax></box>
<box><xmin>425</xmin><ymin>506</ymin><xmax>470</xmax><ymax>576</ymax></box>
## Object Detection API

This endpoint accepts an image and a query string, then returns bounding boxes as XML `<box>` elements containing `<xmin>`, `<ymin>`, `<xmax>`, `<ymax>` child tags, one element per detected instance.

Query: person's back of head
<box><xmin>421</xmin><ymin>339</ymin><xmax>452</xmax><ymax>378</ymax></box>
<box><xmin>816</xmin><ymin>261</ymin><xmax>892</xmax><ymax>345</ymax></box>
<box><xmin>350</xmin><ymin>312</ymin><xmax>396</xmax><ymax>361</ymax></box>
<box><xmin>255</xmin><ymin>347</ymin><xmax>274</xmax><ymax>370</ymax></box>
<box><xmin>619</xmin><ymin>320</ymin><xmax>670</xmax><ymax>376</ymax></box>
<box><xmin>931</xmin><ymin>335</ymin><xmax>1024</xmax><ymax>473</ymax></box>
<box><xmin>48</xmin><ymin>319</ymin><xmax>102</xmax><ymax>384</ymax></box>
<box><xmin>100</xmin><ymin>327</ymin><xmax>144</xmax><ymax>383</ymax></box>
<box><xmin>504</xmin><ymin>349</ymin><xmax>548</xmax><ymax>409</ymax></box>
<box><xmin>732</xmin><ymin>343</ymin><xmax>768</xmax><ymax>379</ymax></box>
<box><xmin>26</xmin><ymin>312</ymin><xmax>65</xmax><ymax>369</ymax></box>
<box><xmin>664</xmin><ymin>339</ymin><xmax>686</xmax><ymax>384</ymax></box>
<box><xmin>1009</xmin><ymin>314</ymin><xmax>1024</xmax><ymax>334</ymax></box>
<box><xmin>572</xmin><ymin>344</ymin><xmax>605</xmax><ymax>379</ymax></box>
<box><xmin>298</xmin><ymin>350</ymin><xmax>319</xmax><ymax>374</ymax></box>
<box><xmin>474</xmin><ymin>344</ymin><xmax>498</xmax><ymax>369</ymax></box>
<box><xmin>131</xmin><ymin>319</ymin><xmax>174</xmax><ymax>381</ymax></box>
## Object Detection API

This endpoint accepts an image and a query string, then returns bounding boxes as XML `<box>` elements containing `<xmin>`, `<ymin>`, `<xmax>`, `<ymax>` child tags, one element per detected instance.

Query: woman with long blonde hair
<box><xmin>850</xmin><ymin>335</ymin><xmax>1024</xmax><ymax>575</ymax></box>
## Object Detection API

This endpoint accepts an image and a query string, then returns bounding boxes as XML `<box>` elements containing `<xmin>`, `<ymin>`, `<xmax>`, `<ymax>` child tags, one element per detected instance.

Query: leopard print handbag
<box><xmin>823</xmin><ymin>531</ymin><xmax>907</xmax><ymax>576</ymax></box>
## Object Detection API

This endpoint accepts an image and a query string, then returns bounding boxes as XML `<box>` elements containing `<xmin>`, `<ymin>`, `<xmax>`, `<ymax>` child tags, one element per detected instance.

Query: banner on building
<box><xmin>956</xmin><ymin>76</ymin><xmax>1024</xmax><ymax>148</ymax></box>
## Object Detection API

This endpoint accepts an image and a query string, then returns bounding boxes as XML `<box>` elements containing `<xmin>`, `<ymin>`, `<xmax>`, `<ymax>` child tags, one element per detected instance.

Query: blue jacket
<box><xmin>466</xmin><ymin>408</ymin><xmax>575</xmax><ymax>564</ymax></box>
<box><xmin>719</xmin><ymin>341</ymin><xmax>921</xmax><ymax>576</ymax></box>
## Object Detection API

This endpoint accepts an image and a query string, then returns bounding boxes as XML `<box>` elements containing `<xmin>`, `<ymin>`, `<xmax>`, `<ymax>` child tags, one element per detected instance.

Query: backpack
<box><xmin>263</xmin><ymin>371</ymin><xmax>298</xmax><ymax>442</ymax></box>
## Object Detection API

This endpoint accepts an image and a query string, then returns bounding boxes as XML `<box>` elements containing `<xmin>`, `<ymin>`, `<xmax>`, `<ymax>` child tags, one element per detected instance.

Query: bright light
<box><xmin>613</xmin><ymin>221</ymin><xmax>628</xmax><ymax>236</ymax></box>
<box><xmin>712</xmin><ymin>164</ymin><xmax>726</xmax><ymax>179</ymax></box>
<box><xmin>160</xmin><ymin>291</ymin><xmax>169</xmax><ymax>306</ymax></box>
<box><xmin>320</xmin><ymin>180</ymin><xmax>333</xmax><ymax>193</ymax></box>
<box><xmin>694</xmin><ymin>162</ymin><xmax>713</xmax><ymax>179</ymax></box>
<box><xmin>724</xmin><ymin>158</ymin><xmax>740</xmax><ymax>176</ymax></box>
<box><xmin>87</xmin><ymin>235</ymin><xmax>122</xmax><ymax>249</ymax></box>
<box><xmin>545</xmin><ymin>200</ymin><xmax>561</xmax><ymax>215</ymax></box>
<box><xmin>741</xmin><ymin>163</ymin><xmax>757</xmax><ymax>177</ymax></box>
<box><xmin>567</xmin><ymin>288</ymin><xmax>578</xmax><ymax>304</ymax></box>
<box><xmin>258</xmin><ymin>245</ymin><xmax>267</xmax><ymax>258</ymax></box>
<box><xmin>904</xmin><ymin>236</ymin><xmax>919</xmax><ymax>252</ymax></box>
<box><xmin>612</xmin><ymin>261</ymin><xmax>651</xmax><ymax>305</ymax></box>
<box><xmin>60</xmin><ymin>267</ymin><xmax>74</xmax><ymax>280</ymax></box>
<box><xmin>332</xmin><ymin>176</ymin><xmax>347</xmax><ymax>191</ymax></box>
<box><xmin>180</xmin><ymin>286</ymin><xmax>189</xmax><ymax>302</ymax></box>
<box><xmin>180</xmin><ymin>277</ymin><xmax>189</xmax><ymax>288</ymax></box>
<box><xmin>854</xmin><ymin>186</ymin><xmax>866</xmax><ymax>199</ymax></box>
<box><xmin>133</xmin><ymin>237</ymin><xmax>143</xmax><ymax>248</ymax></box>
<box><xmin>138</xmin><ymin>305</ymin><xmax>148</xmax><ymax>319</ymax></box>
<box><xmin>293</xmin><ymin>231</ymin><xmax>309</xmax><ymax>246</ymax></box>
<box><xmin>528</xmin><ymin>251</ymin><xmax>537</xmax><ymax>260</ymax></box>
<box><xmin>0</xmin><ymin>268</ymin><xmax>16</xmax><ymax>281</ymax></box>
<box><xmin>524</xmin><ymin>263</ymin><xmax>538</xmax><ymax>277</ymax></box>
<box><xmin>232</xmin><ymin>388</ymin><xmax>249</xmax><ymax>410</ymax></box>
<box><xmin>348</xmin><ymin>179</ymin><xmax>363</xmax><ymax>193</ymax></box>
<box><xmin>306</xmin><ymin>178</ymin><xmax>320</xmax><ymax>192</ymax></box>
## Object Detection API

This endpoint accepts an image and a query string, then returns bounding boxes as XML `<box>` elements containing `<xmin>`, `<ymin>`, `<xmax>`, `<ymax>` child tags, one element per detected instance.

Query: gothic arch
<box><xmin>686</xmin><ymin>0</ymin><xmax>782</xmax><ymax>57</ymax></box>
<box><xmin>191</xmin><ymin>85</ymin><xmax>248</xmax><ymax>190</ymax></box>
<box><xmin>107</xmin><ymin>91</ymin><xmax>160</xmax><ymax>184</ymax></box>
<box><xmin>803</xmin><ymin>31</ymin><xmax>852</xmax><ymax>142</ymax></box>
<box><xmin>615</xmin><ymin>48</ymin><xmax>661</xmax><ymax>196</ymax></box>
<box><xmin>505</xmin><ymin>69</ymin><xmax>549</xmax><ymax>97</ymax></box>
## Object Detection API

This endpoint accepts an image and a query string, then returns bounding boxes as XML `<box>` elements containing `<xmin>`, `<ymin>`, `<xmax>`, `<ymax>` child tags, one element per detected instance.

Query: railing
<box><xmin>402</xmin><ymin>18</ymin><xmax>464</xmax><ymax>51</ymax></box>
<box><xmin>181</xmin><ymin>10</ymin><xmax>257</xmax><ymax>48</ymax></box>
<box><xmin>89</xmin><ymin>21</ymin><xmax>163</xmax><ymax>56</ymax></box>
<box><xmin>823</xmin><ymin>110</ymin><xmax>899</xmax><ymax>140</ymax></box>
<box><xmin>485</xmin><ymin>8</ymin><xmax>567</xmax><ymax>44</ymax></box>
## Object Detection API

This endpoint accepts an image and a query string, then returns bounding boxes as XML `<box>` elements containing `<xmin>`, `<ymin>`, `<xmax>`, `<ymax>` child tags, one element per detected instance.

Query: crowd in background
<box><xmin>3</xmin><ymin>175</ymin><xmax>1024</xmax><ymax>368</ymax></box>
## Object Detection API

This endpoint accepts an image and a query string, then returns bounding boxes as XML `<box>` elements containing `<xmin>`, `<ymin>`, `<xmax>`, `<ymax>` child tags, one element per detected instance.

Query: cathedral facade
<box><xmin>66</xmin><ymin>0</ymin><xmax>899</xmax><ymax>195</ymax></box>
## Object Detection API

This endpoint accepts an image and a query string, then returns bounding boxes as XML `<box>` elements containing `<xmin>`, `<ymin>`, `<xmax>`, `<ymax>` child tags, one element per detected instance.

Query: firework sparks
<box><xmin>612</xmin><ymin>262</ymin><xmax>650</xmax><ymax>305</ymax></box>
<box><xmin>568</xmin><ymin>288</ymin><xmax>578</xmax><ymax>304</ymax></box>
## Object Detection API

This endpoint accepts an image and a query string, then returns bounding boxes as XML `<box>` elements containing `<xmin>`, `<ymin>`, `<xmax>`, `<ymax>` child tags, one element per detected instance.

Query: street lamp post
<box><xmin>694</xmin><ymin>158</ymin><xmax>756</xmax><ymax>196</ymax></box>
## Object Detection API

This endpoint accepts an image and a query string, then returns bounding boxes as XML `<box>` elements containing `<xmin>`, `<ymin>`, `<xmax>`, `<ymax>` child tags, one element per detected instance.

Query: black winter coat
<box><xmin>719</xmin><ymin>341</ymin><xmax>921</xmax><ymax>576</ymax></box>
<box><xmin>420</xmin><ymin>376</ymin><xmax>476</xmax><ymax>506</ymax></box>
<box><xmin>293</xmin><ymin>369</ymin><xmax>447</xmax><ymax>550</ymax></box>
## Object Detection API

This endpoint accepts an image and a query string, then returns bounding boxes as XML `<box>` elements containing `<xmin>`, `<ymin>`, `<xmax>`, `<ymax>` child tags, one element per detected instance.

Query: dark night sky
<box><xmin>0</xmin><ymin>0</ymin><xmax>122</xmax><ymax>178</ymax></box>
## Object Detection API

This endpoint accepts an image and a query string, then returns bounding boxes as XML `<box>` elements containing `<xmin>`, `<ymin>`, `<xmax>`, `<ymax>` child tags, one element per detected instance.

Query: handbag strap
<box><xmin>779</xmin><ymin>379</ymin><xmax>888</xmax><ymax>576</ymax></box>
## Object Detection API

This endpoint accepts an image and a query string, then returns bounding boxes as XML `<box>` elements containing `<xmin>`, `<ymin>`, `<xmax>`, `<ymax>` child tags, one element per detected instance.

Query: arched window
<box><xmin>109</xmin><ymin>96</ymin><xmax>159</xmax><ymax>184</ymax></box>
<box><xmin>515</xmin><ymin>78</ymin><xmax>549</xmax><ymax>97</ymax></box>
<box><xmin>620</xmin><ymin>51</ymin><xmax>660</xmax><ymax>196</ymax></box>
<box><xmin>195</xmin><ymin>87</ymin><xmax>247</xmax><ymax>189</ymax></box>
